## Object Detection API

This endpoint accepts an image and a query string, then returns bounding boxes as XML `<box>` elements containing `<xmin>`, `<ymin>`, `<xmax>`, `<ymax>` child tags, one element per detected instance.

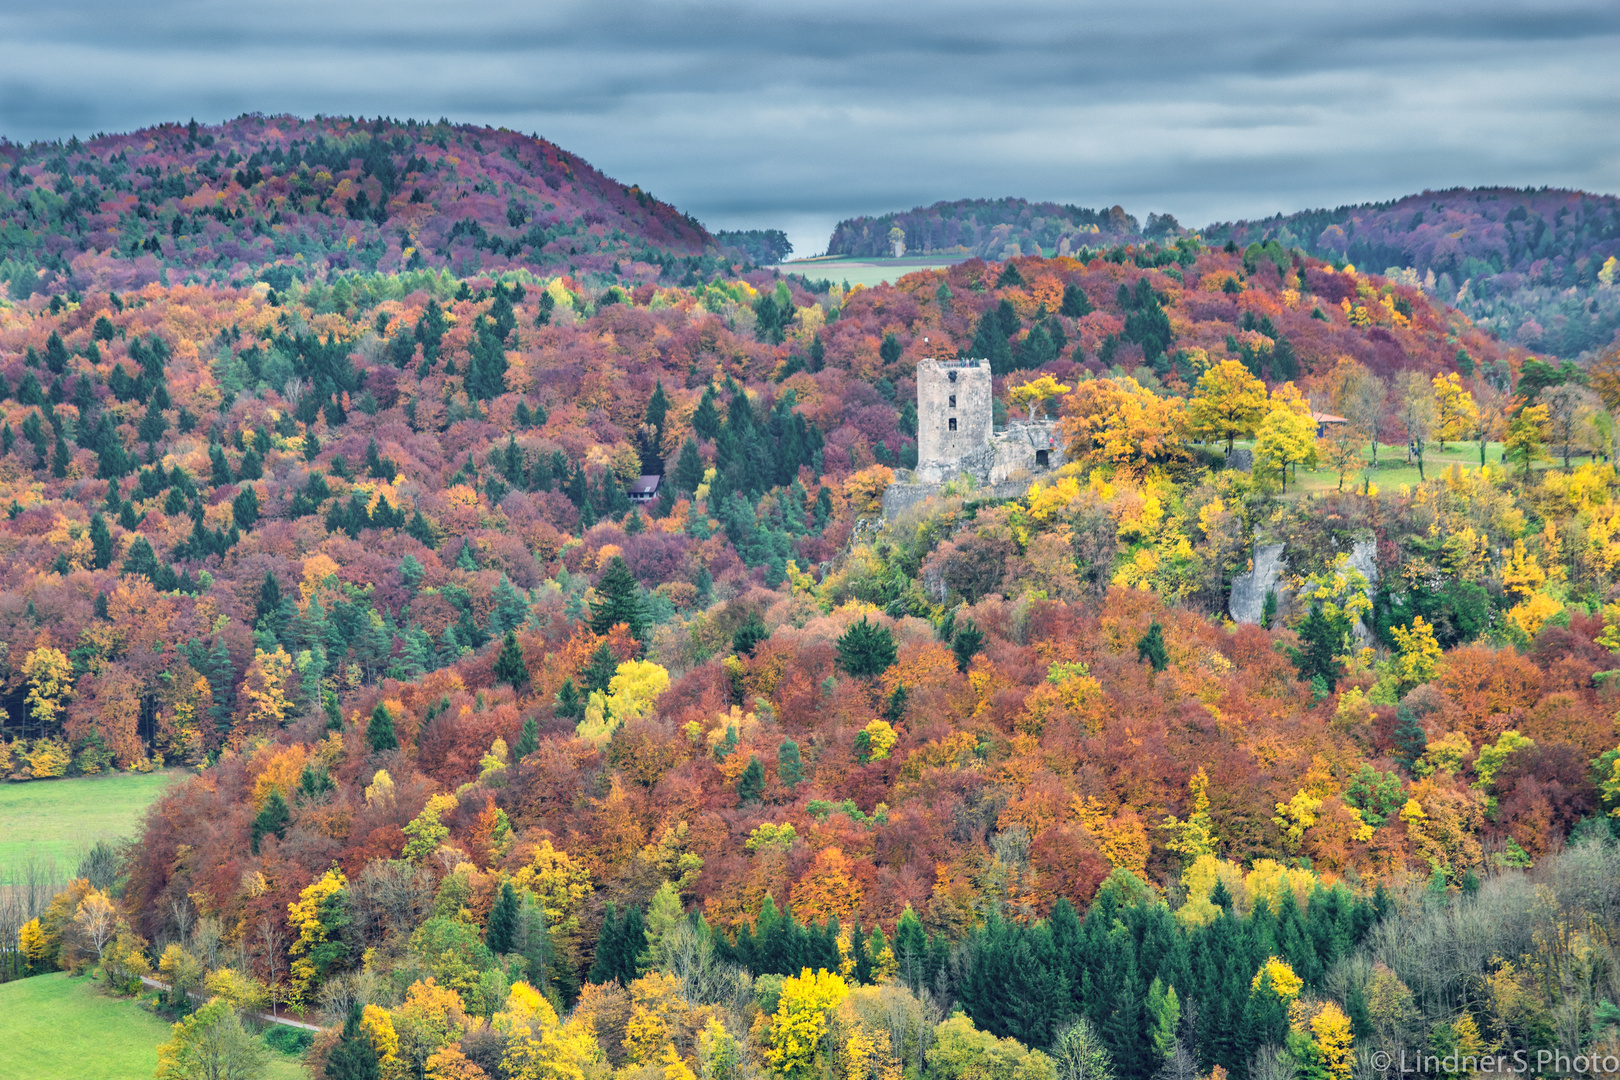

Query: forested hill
<box><xmin>1204</xmin><ymin>187</ymin><xmax>1620</xmax><ymax>359</ymax></box>
<box><xmin>826</xmin><ymin>197</ymin><xmax>1143</xmax><ymax>260</ymax></box>
<box><xmin>0</xmin><ymin>115</ymin><xmax>742</xmax><ymax>300</ymax></box>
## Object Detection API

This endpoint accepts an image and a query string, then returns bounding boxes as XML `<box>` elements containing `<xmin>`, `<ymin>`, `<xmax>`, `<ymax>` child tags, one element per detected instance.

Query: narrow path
<box><xmin>139</xmin><ymin>975</ymin><xmax>322</xmax><ymax>1032</ymax></box>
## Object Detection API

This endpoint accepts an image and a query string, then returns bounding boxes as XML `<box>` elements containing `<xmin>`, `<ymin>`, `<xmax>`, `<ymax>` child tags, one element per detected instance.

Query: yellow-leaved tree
<box><xmin>235</xmin><ymin>646</ymin><xmax>294</xmax><ymax>741</ymax></box>
<box><xmin>23</xmin><ymin>645</ymin><xmax>73</xmax><ymax>731</ymax></box>
<box><xmin>1006</xmin><ymin>374</ymin><xmax>1071</xmax><ymax>421</ymax></box>
<box><xmin>1186</xmin><ymin>359</ymin><xmax>1268</xmax><ymax>452</ymax></box>
<box><xmin>578</xmin><ymin>658</ymin><xmax>671</xmax><ymax>747</ymax></box>
<box><xmin>768</xmin><ymin>968</ymin><xmax>849</xmax><ymax>1079</ymax></box>
<box><xmin>287</xmin><ymin>867</ymin><xmax>348</xmax><ymax>1008</ymax></box>
<box><xmin>1060</xmin><ymin>377</ymin><xmax>1185</xmax><ymax>469</ymax></box>
<box><xmin>1432</xmin><ymin>372</ymin><xmax>1479</xmax><ymax>448</ymax></box>
<box><xmin>1390</xmin><ymin>615</ymin><xmax>1443</xmax><ymax>690</ymax></box>
<box><xmin>1254</xmin><ymin>399</ymin><xmax>1317</xmax><ymax>492</ymax></box>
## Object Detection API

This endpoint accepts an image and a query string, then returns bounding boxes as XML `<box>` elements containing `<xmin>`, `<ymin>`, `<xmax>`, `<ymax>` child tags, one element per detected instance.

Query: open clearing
<box><xmin>778</xmin><ymin>254</ymin><xmax>968</xmax><ymax>288</ymax></box>
<box><xmin>0</xmin><ymin>972</ymin><xmax>305</xmax><ymax>1079</ymax></box>
<box><xmin>0</xmin><ymin>770</ymin><xmax>184</xmax><ymax>885</ymax></box>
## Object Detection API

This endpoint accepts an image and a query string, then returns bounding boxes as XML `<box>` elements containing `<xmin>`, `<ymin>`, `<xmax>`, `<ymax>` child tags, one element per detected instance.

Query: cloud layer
<box><xmin>2</xmin><ymin>1</ymin><xmax>1616</xmax><ymax>256</ymax></box>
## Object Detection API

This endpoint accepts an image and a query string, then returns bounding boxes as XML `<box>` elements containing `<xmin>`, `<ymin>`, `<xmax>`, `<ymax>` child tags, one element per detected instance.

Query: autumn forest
<box><xmin>1</xmin><ymin>115</ymin><xmax>1619</xmax><ymax>1080</ymax></box>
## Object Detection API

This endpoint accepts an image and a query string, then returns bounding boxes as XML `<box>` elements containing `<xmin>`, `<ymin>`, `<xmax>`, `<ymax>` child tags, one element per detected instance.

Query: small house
<box><xmin>628</xmin><ymin>475</ymin><xmax>662</xmax><ymax>503</ymax></box>
<box><xmin>1310</xmin><ymin>411</ymin><xmax>1348</xmax><ymax>439</ymax></box>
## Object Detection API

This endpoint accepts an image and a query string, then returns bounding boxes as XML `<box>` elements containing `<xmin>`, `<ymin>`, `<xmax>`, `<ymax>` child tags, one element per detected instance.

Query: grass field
<box><xmin>0</xmin><ymin>770</ymin><xmax>184</xmax><ymax>885</ymax></box>
<box><xmin>1219</xmin><ymin>437</ymin><xmax>1591</xmax><ymax>499</ymax></box>
<box><xmin>0</xmin><ymin>973</ymin><xmax>306</xmax><ymax>1079</ymax></box>
<box><xmin>778</xmin><ymin>254</ymin><xmax>968</xmax><ymax>288</ymax></box>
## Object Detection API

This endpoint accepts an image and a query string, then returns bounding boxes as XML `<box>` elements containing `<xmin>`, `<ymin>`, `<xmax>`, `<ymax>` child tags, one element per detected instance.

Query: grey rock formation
<box><xmin>1229</xmin><ymin>542</ymin><xmax>1286</xmax><ymax>624</ymax></box>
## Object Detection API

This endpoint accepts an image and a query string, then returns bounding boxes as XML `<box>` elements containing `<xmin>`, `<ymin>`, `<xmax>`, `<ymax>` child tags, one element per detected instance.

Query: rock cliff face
<box><xmin>1228</xmin><ymin>536</ymin><xmax>1379</xmax><ymax>637</ymax></box>
<box><xmin>1229</xmin><ymin>542</ymin><xmax>1287</xmax><ymax>624</ymax></box>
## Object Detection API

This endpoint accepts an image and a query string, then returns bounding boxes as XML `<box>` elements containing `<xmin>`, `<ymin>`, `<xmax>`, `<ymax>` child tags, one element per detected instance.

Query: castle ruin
<box><xmin>883</xmin><ymin>358</ymin><xmax>1061</xmax><ymax>517</ymax></box>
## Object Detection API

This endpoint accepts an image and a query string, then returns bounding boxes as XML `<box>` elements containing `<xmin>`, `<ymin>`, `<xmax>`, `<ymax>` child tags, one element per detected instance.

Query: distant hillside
<box><xmin>0</xmin><ymin>114</ymin><xmax>746</xmax><ymax>298</ymax></box>
<box><xmin>826</xmin><ymin>197</ymin><xmax>1141</xmax><ymax>260</ymax></box>
<box><xmin>1204</xmin><ymin>187</ymin><xmax>1620</xmax><ymax>358</ymax></box>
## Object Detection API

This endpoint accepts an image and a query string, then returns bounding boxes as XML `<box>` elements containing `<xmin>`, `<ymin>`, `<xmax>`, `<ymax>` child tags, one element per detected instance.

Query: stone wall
<box><xmin>916</xmin><ymin>359</ymin><xmax>992</xmax><ymax>477</ymax></box>
<box><xmin>989</xmin><ymin>421</ymin><xmax>1060</xmax><ymax>483</ymax></box>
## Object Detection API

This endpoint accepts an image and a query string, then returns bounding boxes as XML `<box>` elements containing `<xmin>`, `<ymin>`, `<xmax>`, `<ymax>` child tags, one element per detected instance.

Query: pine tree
<box><xmin>325</xmin><ymin>1001</ymin><xmax>381</xmax><ymax>1080</ymax></box>
<box><xmin>1061</xmin><ymin>283</ymin><xmax>1094</xmax><ymax>318</ymax></box>
<box><xmin>673</xmin><ymin>438</ymin><xmax>704</xmax><ymax>494</ymax></box>
<box><xmin>952</xmin><ymin>620</ymin><xmax>985</xmax><ymax>673</ymax></box>
<box><xmin>487</xmin><ymin>882</ymin><xmax>520</xmax><ymax>954</ymax></box>
<box><xmin>494</xmin><ymin>630</ymin><xmax>527</xmax><ymax>689</ymax></box>
<box><xmin>836</xmin><ymin>616</ymin><xmax>897</xmax><ymax>679</ymax></box>
<box><xmin>122</xmin><ymin>536</ymin><xmax>161</xmax><ymax>580</ymax></box>
<box><xmin>250</xmin><ymin>791</ymin><xmax>289</xmax><ymax>854</ymax></box>
<box><xmin>516</xmin><ymin>715</ymin><xmax>539</xmax><ymax>760</ymax></box>
<box><xmin>368</xmin><ymin>702</ymin><xmax>398</xmax><ymax>753</ymax></box>
<box><xmin>692</xmin><ymin>387</ymin><xmax>721</xmax><ymax>440</ymax></box>
<box><xmin>555</xmin><ymin>677</ymin><xmax>583</xmax><ymax>721</ymax></box>
<box><xmin>1136</xmin><ymin>621</ymin><xmax>1169</xmax><ymax>672</ymax></box>
<box><xmin>590</xmin><ymin>556</ymin><xmax>647</xmax><ymax>640</ymax></box>
<box><xmin>731</xmin><ymin>612</ymin><xmax>768</xmax><ymax>657</ymax></box>
<box><xmin>736</xmin><ymin>756</ymin><xmax>765</xmax><ymax>803</ymax></box>
<box><xmin>89</xmin><ymin>512</ymin><xmax>113</xmax><ymax>569</ymax></box>
<box><xmin>777</xmin><ymin>739</ymin><xmax>803</xmax><ymax>788</ymax></box>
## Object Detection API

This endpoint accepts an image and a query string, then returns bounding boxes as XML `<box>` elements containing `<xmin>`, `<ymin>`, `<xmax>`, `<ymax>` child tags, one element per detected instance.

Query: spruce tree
<box><xmin>1136</xmin><ymin>620</ymin><xmax>1169</xmax><ymax>672</ymax></box>
<box><xmin>325</xmin><ymin>1001</ymin><xmax>382</xmax><ymax>1080</ymax></box>
<box><xmin>494</xmin><ymin>630</ymin><xmax>527</xmax><ymax>689</ymax></box>
<box><xmin>673</xmin><ymin>438</ymin><xmax>704</xmax><ymax>494</ymax></box>
<box><xmin>250</xmin><ymin>791</ymin><xmax>289</xmax><ymax>854</ymax></box>
<box><xmin>777</xmin><ymin>739</ymin><xmax>803</xmax><ymax>788</ymax></box>
<box><xmin>516</xmin><ymin>715</ymin><xmax>539</xmax><ymax>761</ymax></box>
<box><xmin>736</xmin><ymin>756</ymin><xmax>765</xmax><ymax>803</ymax></box>
<box><xmin>1060</xmin><ymin>283</ymin><xmax>1093</xmax><ymax>318</ymax></box>
<box><xmin>89</xmin><ymin>512</ymin><xmax>113</xmax><ymax>569</ymax></box>
<box><xmin>589</xmin><ymin>556</ymin><xmax>647</xmax><ymax>640</ymax></box>
<box><xmin>555</xmin><ymin>678</ymin><xmax>583</xmax><ymax>721</ymax></box>
<box><xmin>731</xmin><ymin>612</ymin><xmax>768</xmax><ymax>657</ymax></box>
<box><xmin>122</xmin><ymin>536</ymin><xmax>161</xmax><ymax>580</ymax></box>
<box><xmin>368</xmin><ymin>702</ymin><xmax>398</xmax><ymax>753</ymax></box>
<box><xmin>952</xmin><ymin>620</ymin><xmax>985</xmax><ymax>673</ymax></box>
<box><xmin>836</xmin><ymin>616</ymin><xmax>897</xmax><ymax>679</ymax></box>
<box><xmin>486</xmin><ymin>882</ymin><xmax>520</xmax><ymax>954</ymax></box>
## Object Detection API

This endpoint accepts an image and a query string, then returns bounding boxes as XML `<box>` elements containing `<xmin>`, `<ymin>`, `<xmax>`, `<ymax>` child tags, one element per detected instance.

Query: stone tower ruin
<box><xmin>915</xmin><ymin>358</ymin><xmax>993</xmax><ymax>483</ymax></box>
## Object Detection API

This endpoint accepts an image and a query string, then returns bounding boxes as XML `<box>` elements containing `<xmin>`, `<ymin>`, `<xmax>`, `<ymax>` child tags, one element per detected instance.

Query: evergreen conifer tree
<box><xmin>590</xmin><ymin>556</ymin><xmax>647</xmax><ymax>640</ymax></box>
<box><xmin>368</xmin><ymin>702</ymin><xmax>398</xmax><ymax>753</ymax></box>
<box><xmin>736</xmin><ymin>756</ymin><xmax>765</xmax><ymax>803</ymax></box>
<box><xmin>777</xmin><ymin>739</ymin><xmax>803</xmax><ymax>788</ymax></box>
<box><xmin>836</xmin><ymin>616</ymin><xmax>897</xmax><ymax>679</ymax></box>
<box><xmin>952</xmin><ymin>620</ymin><xmax>985</xmax><ymax>672</ymax></box>
<box><xmin>325</xmin><ymin>1001</ymin><xmax>381</xmax><ymax>1080</ymax></box>
<box><xmin>555</xmin><ymin>677</ymin><xmax>583</xmax><ymax>721</ymax></box>
<box><xmin>1136</xmin><ymin>621</ymin><xmax>1170</xmax><ymax>672</ymax></box>
<box><xmin>494</xmin><ymin>630</ymin><xmax>527</xmax><ymax>689</ymax></box>
<box><xmin>516</xmin><ymin>715</ymin><xmax>539</xmax><ymax>761</ymax></box>
<box><xmin>250</xmin><ymin>791</ymin><xmax>290</xmax><ymax>854</ymax></box>
<box><xmin>486</xmin><ymin>882</ymin><xmax>520</xmax><ymax>954</ymax></box>
<box><xmin>89</xmin><ymin>512</ymin><xmax>113</xmax><ymax>569</ymax></box>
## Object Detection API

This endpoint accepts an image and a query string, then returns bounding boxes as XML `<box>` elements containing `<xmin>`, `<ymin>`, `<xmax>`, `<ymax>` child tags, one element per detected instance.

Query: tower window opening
<box><xmin>949</xmin><ymin>418</ymin><xmax>957</xmax><ymax>431</ymax></box>
<box><xmin>949</xmin><ymin>394</ymin><xmax>956</xmax><ymax>408</ymax></box>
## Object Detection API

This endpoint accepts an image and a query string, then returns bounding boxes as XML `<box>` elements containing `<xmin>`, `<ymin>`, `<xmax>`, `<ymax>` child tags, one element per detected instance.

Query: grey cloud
<box><xmin>0</xmin><ymin>1</ymin><xmax>1615</xmax><ymax>257</ymax></box>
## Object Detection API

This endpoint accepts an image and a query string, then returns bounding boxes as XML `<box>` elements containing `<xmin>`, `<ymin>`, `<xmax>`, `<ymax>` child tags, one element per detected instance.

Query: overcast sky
<box><xmin>2</xmin><ymin>1</ymin><xmax>1616</xmax><ymax>257</ymax></box>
